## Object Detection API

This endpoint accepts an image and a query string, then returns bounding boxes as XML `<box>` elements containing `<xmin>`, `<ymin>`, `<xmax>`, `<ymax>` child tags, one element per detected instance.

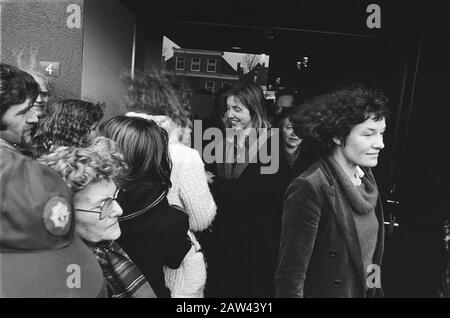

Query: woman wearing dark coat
<box><xmin>274</xmin><ymin>107</ymin><xmax>319</xmax><ymax>181</ymax></box>
<box><xmin>99</xmin><ymin>116</ymin><xmax>191</xmax><ymax>298</ymax></box>
<box><xmin>275</xmin><ymin>84</ymin><xmax>388</xmax><ymax>298</ymax></box>
<box><xmin>203</xmin><ymin>83</ymin><xmax>289</xmax><ymax>298</ymax></box>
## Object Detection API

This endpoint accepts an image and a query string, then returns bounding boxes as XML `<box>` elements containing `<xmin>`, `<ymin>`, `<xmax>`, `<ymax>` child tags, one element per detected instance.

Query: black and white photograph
<box><xmin>0</xmin><ymin>0</ymin><xmax>449</xmax><ymax>302</ymax></box>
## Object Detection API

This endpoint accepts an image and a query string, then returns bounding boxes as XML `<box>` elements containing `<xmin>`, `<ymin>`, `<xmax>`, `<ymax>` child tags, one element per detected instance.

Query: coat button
<box><xmin>333</xmin><ymin>280</ymin><xmax>342</xmax><ymax>287</ymax></box>
<box><xmin>329</xmin><ymin>250</ymin><xmax>337</xmax><ymax>257</ymax></box>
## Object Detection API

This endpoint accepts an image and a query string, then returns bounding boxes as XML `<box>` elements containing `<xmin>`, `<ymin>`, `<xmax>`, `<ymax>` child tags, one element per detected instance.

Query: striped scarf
<box><xmin>89</xmin><ymin>241</ymin><xmax>157</xmax><ymax>298</ymax></box>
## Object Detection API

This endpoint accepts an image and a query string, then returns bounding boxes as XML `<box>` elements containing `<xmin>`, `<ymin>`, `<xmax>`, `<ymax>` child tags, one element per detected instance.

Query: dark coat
<box><xmin>275</xmin><ymin>157</ymin><xmax>385</xmax><ymax>298</ymax></box>
<box><xmin>117</xmin><ymin>183</ymin><xmax>191</xmax><ymax>298</ymax></box>
<box><xmin>202</xmin><ymin>137</ymin><xmax>290</xmax><ymax>298</ymax></box>
<box><xmin>280</xmin><ymin>138</ymin><xmax>319</xmax><ymax>181</ymax></box>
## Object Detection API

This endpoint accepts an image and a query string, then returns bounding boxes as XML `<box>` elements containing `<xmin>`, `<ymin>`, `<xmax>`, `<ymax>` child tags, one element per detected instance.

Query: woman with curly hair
<box><xmin>34</xmin><ymin>99</ymin><xmax>104</xmax><ymax>155</ymax></box>
<box><xmin>123</xmin><ymin>71</ymin><xmax>216</xmax><ymax>298</ymax></box>
<box><xmin>274</xmin><ymin>84</ymin><xmax>388</xmax><ymax>298</ymax></box>
<box><xmin>39</xmin><ymin>137</ymin><xmax>156</xmax><ymax>298</ymax></box>
<box><xmin>123</xmin><ymin>70</ymin><xmax>191</xmax><ymax>139</ymax></box>
<box><xmin>99</xmin><ymin>116</ymin><xmax>192</xmax><ymax>298</ymax></box>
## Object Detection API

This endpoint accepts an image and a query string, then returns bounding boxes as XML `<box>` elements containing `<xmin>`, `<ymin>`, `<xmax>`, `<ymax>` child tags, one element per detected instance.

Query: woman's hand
<box><xmin>205</xmin><ymin>171</ymin><xmax>215</xmax><ymax>184</ymax></box>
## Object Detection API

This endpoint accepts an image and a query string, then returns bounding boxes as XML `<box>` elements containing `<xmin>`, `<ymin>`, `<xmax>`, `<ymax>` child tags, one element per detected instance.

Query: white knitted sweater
<box><xmin>164</xmin><ymin>142</ymin><xmax>216</xmax><ymax>298</ymax></box>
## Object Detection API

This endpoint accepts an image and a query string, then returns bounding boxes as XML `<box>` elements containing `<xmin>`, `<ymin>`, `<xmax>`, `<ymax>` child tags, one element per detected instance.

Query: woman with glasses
<box><xmin>39</xmin><ymin>137</ymin><xmax>156</xmax><ymax>298</ymax></box>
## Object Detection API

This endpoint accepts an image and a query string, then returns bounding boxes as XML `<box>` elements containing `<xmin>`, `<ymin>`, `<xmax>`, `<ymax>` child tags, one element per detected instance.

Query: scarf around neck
<box><xmin>283</xmin><ymin>143</ymin><xmax>302</xmax><ymax>168</ymax></box>
<box><xmin>89</xmin><ymin>240</ymin><xmax>156</xmax><ymax>298</ymax></box>
<box><xmin>325</xmin><ymin>156</ymin><xmax>379</xmax><ymax>215</ymax></box>
<box><xmin>218</xmin><ymin>129</ymin><xmax>272</xmax><ymax>180</ymax></box>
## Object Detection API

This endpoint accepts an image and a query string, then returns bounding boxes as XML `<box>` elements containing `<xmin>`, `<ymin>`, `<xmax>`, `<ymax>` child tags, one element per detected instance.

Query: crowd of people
<box><xmin>1</xmin><ymin>56</ymin><xmax>394</xmax><ymax>298</ymax></box>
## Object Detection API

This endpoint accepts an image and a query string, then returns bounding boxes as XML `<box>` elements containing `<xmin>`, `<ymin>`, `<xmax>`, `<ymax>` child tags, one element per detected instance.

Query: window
<box><xmin>207</xmin><ymin>59</ymin><xmax>217</xmax><ymax>73</ymax></box>
<box><xmin>205</xmin><ymin>81</ymin><xmax>215</xmax><ymax>92</ymax></box>
<box><xmin>222</xmin><ymin>82</ymin><xmax>231</xmax><ymax>88</ymax></box>
<box><xmin>191</xmin><ymin>57</ymin><xmax>201</xmax><ymax>71</ymax></box>
<box><xmin>176</xmin><ymin>57</ymin><xmax>185</xmax><ymax>70</ymax></box>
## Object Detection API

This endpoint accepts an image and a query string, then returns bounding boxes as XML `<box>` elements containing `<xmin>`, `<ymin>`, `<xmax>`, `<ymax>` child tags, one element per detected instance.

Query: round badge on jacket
<box><xmin>43</xmin><ymin>196</ymin><xmax>72</xmax><ymax>236</ymax></box>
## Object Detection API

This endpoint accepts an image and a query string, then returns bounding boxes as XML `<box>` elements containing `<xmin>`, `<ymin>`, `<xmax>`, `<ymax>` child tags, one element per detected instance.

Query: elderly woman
<box><xmin>275</xmin><ymin>84</ymin><xmax>388</xmax><ymax>298</ymax></box>
<box><xmin>204</xmin><ymin>82</ymin><xmax>289</xmax><ymax>298</ymax></box>
<box><xmin>39</xmin><ymin>137</ymin><xmax>156</xmax><ymax>298</ymax></box>
<box><xmin>34</xmin><ymin>99</ymin><xmax>104</xmax><ymax>156</ymax></box>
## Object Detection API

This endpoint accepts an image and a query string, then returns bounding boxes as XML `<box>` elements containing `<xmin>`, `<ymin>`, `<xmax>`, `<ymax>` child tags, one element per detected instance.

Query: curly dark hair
<box><xmin>39</xmin><ymin>137</ymin><xmax>128</xmax><ymax>192</ymax></box>
<box><xmin>123</xmin><ymin>70</ymin><xmax>191</xmax><ymax>129</ymax></box>
<box><xmin>0</xmin><ymin>63</ymin><xmax>39</xmax><ymax>129</ymax></box>
<box><xmin>290</xmin><ymin>84</ymin><xmax>389</xmax><ymax>154</ymax></box>
<box><xmin>35</xmin><ymin>99</ymin><xmax>104</xmax><ymax>152</ymax></box>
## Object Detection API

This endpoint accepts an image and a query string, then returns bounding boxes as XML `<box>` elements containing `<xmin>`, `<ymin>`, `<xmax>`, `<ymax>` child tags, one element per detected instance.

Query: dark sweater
<box><xmin>117</xmin><ymin>183</ymin><xmax>191</xmax><ymax>298</ymax></box>
<box><xmin>353</xmin><ymin>206</ymin><xmax>379</xmax><ymax>274</ymax></box>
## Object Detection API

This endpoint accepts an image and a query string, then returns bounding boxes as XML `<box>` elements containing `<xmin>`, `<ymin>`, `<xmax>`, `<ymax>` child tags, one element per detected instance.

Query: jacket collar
<box><xmin>318</xmin><ymin>157</ymin><xmax>384</xmax><ymax>290</ymax></box>
<box><xmin>0</xmin><ymin>138</ymin><xmax>21</xmax><ymax>154</ymax></box>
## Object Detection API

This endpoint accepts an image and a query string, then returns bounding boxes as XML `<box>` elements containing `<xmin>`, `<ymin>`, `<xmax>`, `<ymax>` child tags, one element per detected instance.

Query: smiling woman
<box><xmin>275</xmin><ymin>84</ymin><xmax>390</xmax><ymax>298</ymax></box>
<box><xmin>39</xmin><ymin>137</ymin><xmax>156</xmax><ymax>298</ymax></box>
<box><xmin>274</xmin><ymin>107</ymin><xmax>319</xmax><ymax>180</ymax></box>
<box><xmin>203</xmin><ymin>82</ymin><xmax>290</xmax><ymax>298</ymax></box>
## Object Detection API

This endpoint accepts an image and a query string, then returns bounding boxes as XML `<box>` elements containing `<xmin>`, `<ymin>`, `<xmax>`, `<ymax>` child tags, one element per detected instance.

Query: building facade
<box><xmin>163</xmin><ymin>48</ymin><xmax>240</xmax><ymax>94</ymax></box>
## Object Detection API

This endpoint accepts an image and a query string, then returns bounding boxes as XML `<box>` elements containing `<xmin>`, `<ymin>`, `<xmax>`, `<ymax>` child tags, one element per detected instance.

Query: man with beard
<box><xmin>0</xmin><ymin>62</ymin><xmax>107</xmax><ymax>297</ymax></box>
<box><xmin>16</xmin><ymin>50</ymin><xmax>51</xmax><ymax>156</ymax></box>
<box><xmin>0</xmin><ymin>63</ymin><xmax>39</xmax><ymax>153</ymax></box>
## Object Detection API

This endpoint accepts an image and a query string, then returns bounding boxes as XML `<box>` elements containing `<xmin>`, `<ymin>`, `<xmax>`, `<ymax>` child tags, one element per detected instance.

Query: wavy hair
<box><xmin>0</xmin><ymin>63</ymin><xmax>38</xmax><ymax>129</ymax></box>
<box><xmin>35</xmin><ymin>99</ymin><xmax>104</xmax><ymax>151</ymax></box>
<box><xmin>123</xmin><ymin>70</ymin><xmax>191</xmax><ymax>129</ymax></box>
<box><xmin>99</xmin><ymin>115</ymin><xmax>172</xmax><ymax>191</ymax></box>
<box><xmin>290</xmin><ymin>84</ymin><xmax>389</xmax><ymax>154</ymax></box>
<box><xmin>223</xmin><ymin>82</ymin><xmax>270</xmax><ymax>130</ymax></box>
<box><xmin>39</xmin><ymin>137</ymin><xmax>128</xmax><ymax>192</ymax></box>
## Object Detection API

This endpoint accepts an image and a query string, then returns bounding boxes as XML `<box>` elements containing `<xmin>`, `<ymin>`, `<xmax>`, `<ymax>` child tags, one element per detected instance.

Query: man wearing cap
<box><xmin>0</xmin><ymin>63</ymin><xmax>106</xmax><ymax>297</ymax></box>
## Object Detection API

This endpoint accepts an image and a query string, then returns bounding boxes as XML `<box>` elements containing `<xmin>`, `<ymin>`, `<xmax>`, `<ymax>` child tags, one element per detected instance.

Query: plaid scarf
<box><xmin>89</xmin><ymin>241</ymin><xmax>156</xmax><ymax>298</ymax></box>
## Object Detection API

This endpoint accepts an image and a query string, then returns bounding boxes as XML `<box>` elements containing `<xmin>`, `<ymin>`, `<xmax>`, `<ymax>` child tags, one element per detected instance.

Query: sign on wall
<box><xmin>39</xmin><ymin>61</ymin><xmax>60</xmax><ymax>77</ymax></box>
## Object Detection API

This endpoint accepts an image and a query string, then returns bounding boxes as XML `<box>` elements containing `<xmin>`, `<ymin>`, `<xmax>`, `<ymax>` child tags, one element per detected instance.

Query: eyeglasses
<box><xmin>76</xmin><ymin>188</ymin><xmax>120</xmax><ymax>220</ymax></box>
